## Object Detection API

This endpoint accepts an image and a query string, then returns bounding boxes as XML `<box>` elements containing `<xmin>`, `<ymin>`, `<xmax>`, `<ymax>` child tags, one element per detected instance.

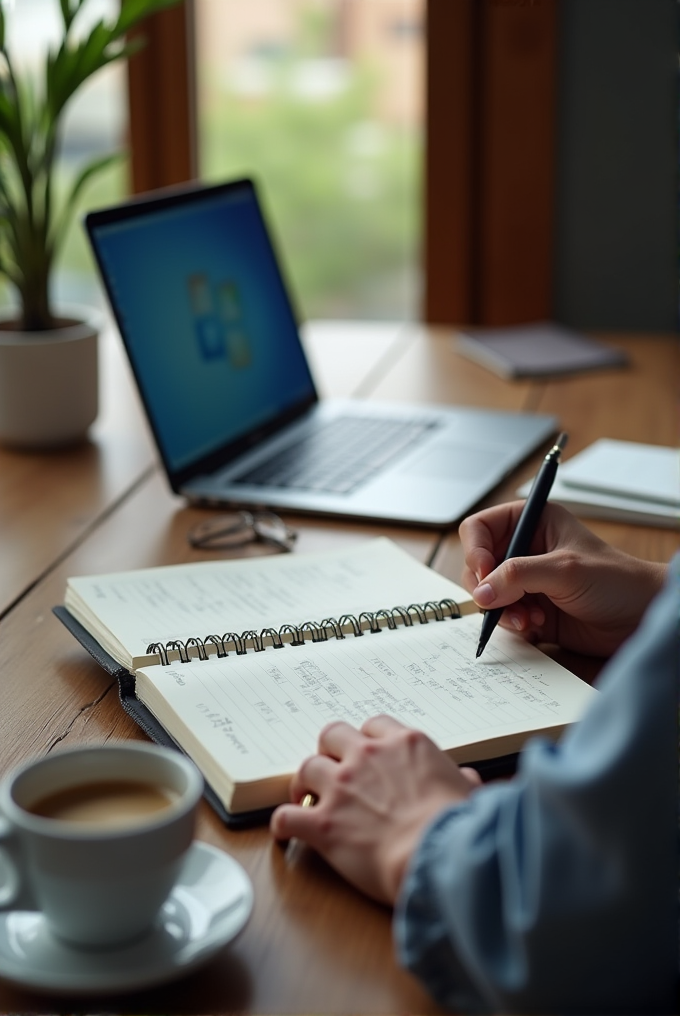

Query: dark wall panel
<box><xmin>554</xmin><ymin>0</ymin><xmax>677</xmax><ymax>331</ymax></box>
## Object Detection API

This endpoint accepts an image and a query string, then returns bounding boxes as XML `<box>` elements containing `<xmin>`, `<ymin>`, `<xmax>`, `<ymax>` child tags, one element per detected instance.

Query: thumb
<box><xmin>473</xmin><ymin>554</ymin><xmax>567</xmax><ymax>609</ymax></box>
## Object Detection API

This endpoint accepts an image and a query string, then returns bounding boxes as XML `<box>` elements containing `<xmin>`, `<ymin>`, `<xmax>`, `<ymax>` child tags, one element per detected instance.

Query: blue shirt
<box><xmin>395</xmin><ymin>557</ymin><xmax>679</xmax><ymax>1014</ymax></box>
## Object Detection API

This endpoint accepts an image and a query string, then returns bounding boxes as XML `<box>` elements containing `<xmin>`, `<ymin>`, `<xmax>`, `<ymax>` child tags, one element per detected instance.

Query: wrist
<box><xmin>383</xmin><ymin>796</ymin><xmax>466</xmax><ymax>904</ymax></box>
<box><xmin>619</xmin><ymin>555</ymin><xmax>668</xmax><ymax>621</ymax></box>
<box><xmin>641</xmin><ymin>560</ymin><xmax>668</xmax><ymax>599</ymax></box>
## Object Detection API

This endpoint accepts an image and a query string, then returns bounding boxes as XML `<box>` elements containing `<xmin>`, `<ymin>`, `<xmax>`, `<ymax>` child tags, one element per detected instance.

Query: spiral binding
<box><xmin>146</xmin><ymin>597</ymin><xmax>462</xmax><ymax>666</ymax></box>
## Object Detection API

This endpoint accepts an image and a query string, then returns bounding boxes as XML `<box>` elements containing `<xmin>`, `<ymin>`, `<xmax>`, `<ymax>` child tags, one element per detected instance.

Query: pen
<box><xmin>284</xmin><ymin>792</ymin><xmax>316</xmax><ymax>863</ymax></box>
<box><xmin>475</xmin><ymin>432</ymin><xmax>569</xmax><ymax>659</ymax></box>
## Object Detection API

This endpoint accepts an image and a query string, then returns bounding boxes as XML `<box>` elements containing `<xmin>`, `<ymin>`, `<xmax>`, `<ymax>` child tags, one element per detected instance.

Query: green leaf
<box><xmin>45</xmin><ymin>0</ymin><xmax>183</xmax><ymax>124</ymax></box>
<box><xmin>72</xmin><ymin>21</ymin><xmax>116</xmax><ymax>82</ymax></box>
<box><xmin>0</xmin><ymin>91</ymin><xmax>21</xmax><ymax>148</ymax></box>
<box><xmin>0</xmin><ymin>83</ymin><xmax>32</xmax><ymax>197</ymax></box>
<box><xmin>59</xmin><ymin>1</ymin><xmax>87</xmax><ymax>34</ymax></box>
<box><xmin>45</xmin><ymin>22</ymin><xmax>112</xmax><ymax>123</ymax></box>
<box><xmin>58</xmin><ymin>0</ymin><xmax>72</xmax><ymax>30</ymax></box>
<box><xmin>0</xmin><ymin>0</ymin><xmax>183</xmax><ymax>323</ymax></box>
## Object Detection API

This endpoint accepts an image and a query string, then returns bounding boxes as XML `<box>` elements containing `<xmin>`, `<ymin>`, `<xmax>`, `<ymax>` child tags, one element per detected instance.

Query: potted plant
<box><xmin>0</xmin><ymin>0</ymin><xmax>179</xmax><ymax>447</ymax></box>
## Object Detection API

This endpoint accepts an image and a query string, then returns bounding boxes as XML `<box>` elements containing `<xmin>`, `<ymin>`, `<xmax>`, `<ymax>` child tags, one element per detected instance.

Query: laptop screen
<box><xmin>87</xmin><ymin>180</ymin><xmax>316</xmax><ymax>478</ymax></box>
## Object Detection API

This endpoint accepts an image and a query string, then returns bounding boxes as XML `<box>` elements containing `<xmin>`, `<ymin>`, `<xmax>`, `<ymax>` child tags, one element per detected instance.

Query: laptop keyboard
<box><xmin>231</xmin><ymin>416</ymin><xmax>438</xmax><ymax>495</ymax></box>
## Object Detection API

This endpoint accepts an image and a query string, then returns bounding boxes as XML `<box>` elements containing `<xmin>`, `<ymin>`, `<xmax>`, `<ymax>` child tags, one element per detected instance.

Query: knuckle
<box><xmin>404</xmin><ymin>727</ymin><xmax>429</xmax><ymax>753</ymax></box>
<box><xmin>297</xmin><ymin>754</ymin><xmax>317</xmax><ymax>782</ymax></box>
<box><xmin>553</xmin><ymin>548</ymin><xmax>583</xmax><ymax>586</ymax></box>
<box><xmin>320</xmin><ymin>720</ymin><xmax>343</xmax><ymax>739</ymax></box>
<box><xmin>503</xmin><ymin>557</ymin><xmax>523</xmax><ymax>584</ymax></box>
<box><xmin>315</xmin><ymin>813</ymin><xmax>336</xmax><ymax>844</ymax></box>
<box><xmin>361</xmin><ymin>740</ymin><xmax>381</xmax><ymax>760</ymax></box>
<box><xmin>556</xmin><ymin>548</ymin><xmax>580</xmax><ymax>573</ymax></box>
<box><xmin>337</xmin><ymin>763</ymin><xmax>355</xmax><ymax>785</ymax></box>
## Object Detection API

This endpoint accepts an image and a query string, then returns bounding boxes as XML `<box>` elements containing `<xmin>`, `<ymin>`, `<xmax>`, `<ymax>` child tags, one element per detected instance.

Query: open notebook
<box><xmin>55</xmin><ymin>540</ymin><xmax>597</xmax><ymax>826</ymax></box>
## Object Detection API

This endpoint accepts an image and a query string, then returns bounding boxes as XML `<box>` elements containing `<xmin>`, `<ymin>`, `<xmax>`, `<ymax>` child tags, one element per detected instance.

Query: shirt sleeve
<box><xmin>394</xmin><ymin>556</ymin><xmax>679</xmax><ymax>1015</ymax></box>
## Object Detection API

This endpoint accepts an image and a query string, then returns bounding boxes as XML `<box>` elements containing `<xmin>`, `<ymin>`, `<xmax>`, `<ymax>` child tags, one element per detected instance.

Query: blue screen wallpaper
<box><xmin>92</xmin><ymin>186</ymin><xmax>315</xmax><ymax>472</ymax></box>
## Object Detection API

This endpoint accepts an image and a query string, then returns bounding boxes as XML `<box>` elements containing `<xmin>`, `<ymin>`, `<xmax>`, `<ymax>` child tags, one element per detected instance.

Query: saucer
<box><xmin>0</xmin><ymin>841</ymin><xmax>253</xmax><ymax>995</ymax></box>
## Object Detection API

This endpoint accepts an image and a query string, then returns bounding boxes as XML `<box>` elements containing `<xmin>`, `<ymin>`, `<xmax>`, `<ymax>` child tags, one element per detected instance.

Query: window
<box><xmin>194</xmin><ymin>0</ymin><xmax>425</xmax><ymax>322</ymax></box>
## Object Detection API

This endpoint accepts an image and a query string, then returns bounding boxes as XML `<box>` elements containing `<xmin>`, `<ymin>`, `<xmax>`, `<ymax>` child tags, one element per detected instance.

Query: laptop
<box><xmin>86</xmin><ymin>178</ymin><xmax>557</xmax><ymax>527</ymax></box>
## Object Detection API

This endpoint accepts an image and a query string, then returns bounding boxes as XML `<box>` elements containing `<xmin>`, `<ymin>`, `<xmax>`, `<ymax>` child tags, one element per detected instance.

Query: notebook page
<box><xmin>65</xmin><ymin>539</ymin><xmax>473</xmax><ymax>666</ymax></box>
<box><xmin>135</xmin><ymin>613</ymin><xmax>596</xmax><ymax>808</ymax></box>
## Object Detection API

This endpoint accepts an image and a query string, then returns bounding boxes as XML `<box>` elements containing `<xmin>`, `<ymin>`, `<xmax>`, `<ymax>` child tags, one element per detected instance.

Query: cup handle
<box><xmin>0</xmin><ymin>816</ymin><xmax>22</xmax><ymax>909</ymax></box>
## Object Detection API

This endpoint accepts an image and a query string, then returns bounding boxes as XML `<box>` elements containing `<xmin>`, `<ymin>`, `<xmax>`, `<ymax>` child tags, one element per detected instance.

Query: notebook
<box><xmin>559</xmin><ymin>439</ymin><xmax>680</xmax><ymax>508</ymax></box>
<box><xmin>55</xmin><ymin>539</ymin><xmax>597</xmax><ymax>826</ymax></box>
<box><xmin>518</xmin><ymin>439</ymin><xmax>680</xmax><ymax>528</ymax></box>
<box><xmin>85</xmin><ymin>178</ymin><xmax>557</xmax><ymax>527</ymax></box>
<box><xmin>455</xmin><ymin>322</ymin><xmax>629</xmax><ymax>379</ymax></box>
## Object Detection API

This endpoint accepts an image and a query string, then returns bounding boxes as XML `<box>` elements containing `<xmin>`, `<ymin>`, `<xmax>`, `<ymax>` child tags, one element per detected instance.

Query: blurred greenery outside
<box><xmin>5</xmin><ymin>4</ymin><xmax>423</xmax><ymax>322</ymax></box>
<box><xmin>200</xmin><ymin>58</ymin><xmax>422</xmax><ymax>320</ymax></box>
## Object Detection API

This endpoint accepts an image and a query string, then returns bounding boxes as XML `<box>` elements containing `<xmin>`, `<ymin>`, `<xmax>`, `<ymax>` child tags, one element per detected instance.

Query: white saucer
<box><xmin>0</xmin><ymin>841</ymin><xmax>253</xmax><ymax>996</ymax></box>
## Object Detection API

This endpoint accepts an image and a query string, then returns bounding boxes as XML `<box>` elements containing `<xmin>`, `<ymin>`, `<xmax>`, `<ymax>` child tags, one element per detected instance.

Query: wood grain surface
<box><xmin>0</xmin><ymin>325</ymin><xmax>676</xmax><ymax>1013</ymax></box>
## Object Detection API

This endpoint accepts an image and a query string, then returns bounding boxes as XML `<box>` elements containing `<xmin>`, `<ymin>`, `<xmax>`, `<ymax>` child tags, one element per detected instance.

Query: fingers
<box><xmin>270</xmin><ymin>799</ymin><xmax>319</xmax><ymax>842</ymax></box>
<box><xmin>460</xmin><ymin>502</ymin><xmax>584</xmax><ymax>594</ymax></box>
<box><xmin>289</xmin><ymin>752</ymin><xmax>336</xmax><ymax>802</ymax></box>
<box><xmin>361</xmin><ymin>714</ymin><xmax>408</xmax><ymax>738</ymax></box>
<box><xmin>501</xmin><ymin>602</ymin><xmax>546</xmax><ymax>633</ymax></box>
<box><xmin>461</xmin><ymin>503</ymin><xmax>591</xmax><ymax>611</ymax></box>
<box><xmin>318</xmin><ymin>720</ymin><xmax>365</xmax><ymax>759</ymax></box>
<box><xmin>459</xmin><ymin>766</ymin><xmax>483</xmax><ymax>789</ymax></box>
<box><xmin>274</xmin><ymin>717</ymin><xmax>410</xmax><ymax>842</ymax></box>
<box><xmin>295</xmin><ymin>718</ymin><xmax>407</xmax><ymax>799</ymax></box>
<box><xmin>459</xmin><ymin>502</ymin><xmax>526</xmax><ymax>583</ymax></box>
<box><xmin>289</xmin><ymin>718</ymin><xmax>381</xmax><ymax>802</ymax></box>
<box><xmin>274</xmin><ymin>752</ymin><xmax>336</xmax><ymax>840</ymax></box>
<box><xmin>316</xmin><ymin>716</ymin><xmax>412</xmax><ymax>753</ymax></box>
<box><xmin>474</xmin><ymin>552</ymin><xmax>578</xmax><ymax>610</ymax></box>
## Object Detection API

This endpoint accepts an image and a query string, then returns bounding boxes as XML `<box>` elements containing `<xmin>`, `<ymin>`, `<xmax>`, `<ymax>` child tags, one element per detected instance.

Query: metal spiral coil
<box><xmin>145</xmin><ymin>597</ymin><xmax>462</xmax><ymax>665</ymax></box>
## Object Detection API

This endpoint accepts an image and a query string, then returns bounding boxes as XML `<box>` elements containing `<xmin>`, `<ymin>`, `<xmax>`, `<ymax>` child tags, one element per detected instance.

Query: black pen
<box><xmin>475</xmin><ymin>432</ymin><xmax>569</xmax><ymax>659</ymax></box>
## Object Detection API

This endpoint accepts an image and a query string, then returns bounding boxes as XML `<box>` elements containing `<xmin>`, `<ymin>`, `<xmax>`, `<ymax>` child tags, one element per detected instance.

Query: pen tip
<box><xmin>475</xmin><ymin>644</ymin><xmax>483</xmax><ymax>659</ymax></box>
<box><xmin>556</xmin><ymin>431</ymin><xmax>569</xmax><ymax>451</ymax></box>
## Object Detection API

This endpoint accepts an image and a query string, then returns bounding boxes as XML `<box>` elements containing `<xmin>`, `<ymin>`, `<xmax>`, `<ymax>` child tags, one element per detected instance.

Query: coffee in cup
<box><xmin>0</xmin><ymin>743</ymin><xmax>203</xmax><ymax>948</ymax></box>
<box><xmin>28</xmin><ymin>779</ymin><xmax>179</xmax><ymax>828</ymax></box>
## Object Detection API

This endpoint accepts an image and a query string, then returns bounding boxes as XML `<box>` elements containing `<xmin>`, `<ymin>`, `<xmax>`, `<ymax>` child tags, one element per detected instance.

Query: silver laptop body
<box><xmin>86</xmin><ymin>178</ymin><xmax>556</xmax><ymax>528</ymax></box>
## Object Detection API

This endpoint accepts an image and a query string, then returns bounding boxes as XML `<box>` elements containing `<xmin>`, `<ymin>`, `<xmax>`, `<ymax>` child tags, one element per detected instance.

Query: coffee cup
<box><xmin>0</xmin><ymin>743</ymin><xmax>203</xmax><ymax>949</ymax></box>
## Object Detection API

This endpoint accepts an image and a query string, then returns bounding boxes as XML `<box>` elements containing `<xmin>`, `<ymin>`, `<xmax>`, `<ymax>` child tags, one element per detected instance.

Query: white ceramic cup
<box><xmin>0</xmin><ymin>743</ymin><xmax>203</xmax><ymax>949</ymax></box>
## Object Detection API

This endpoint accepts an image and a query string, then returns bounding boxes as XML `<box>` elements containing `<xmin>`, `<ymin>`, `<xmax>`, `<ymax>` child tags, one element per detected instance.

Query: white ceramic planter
<box><xmin>0</xmin><ymin>307</ymin><xmax>99</xmax><ymax>448</ymax></box>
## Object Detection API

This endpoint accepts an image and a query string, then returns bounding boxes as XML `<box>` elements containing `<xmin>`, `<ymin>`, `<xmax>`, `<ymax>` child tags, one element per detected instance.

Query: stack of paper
<box><xmin>517</xmin><ymin>439</ymin><xmax>680</xmax><ymax>528</ymax></box>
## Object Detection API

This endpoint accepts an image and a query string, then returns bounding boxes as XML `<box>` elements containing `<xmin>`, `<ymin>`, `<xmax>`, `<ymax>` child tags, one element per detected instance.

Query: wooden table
<box><xmin>0</xmin><ymin>321</ymin><xmax>677</xmax><ymax>1013</ymax></box>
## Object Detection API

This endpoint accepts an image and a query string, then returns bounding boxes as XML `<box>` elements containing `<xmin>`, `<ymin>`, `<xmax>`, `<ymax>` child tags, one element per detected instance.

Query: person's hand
<box><xmin>459</xmin><ymin>502</ymin><xmax>667</xmax><ymax>656</ymax></box>
<box><xmin>270</xmin><ymin>715</ymin><xmax>481</xmax><ymax>905</ymax></box>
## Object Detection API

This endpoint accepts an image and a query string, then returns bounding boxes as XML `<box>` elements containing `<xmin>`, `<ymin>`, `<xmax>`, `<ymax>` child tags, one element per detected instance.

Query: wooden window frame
<box><xmin>126</xmin><ymin>0</ymin><xmax>197</xmax><ymax>194</ymax></box>
<box><xmin>425</xmin><ymin>0</ymin><xmax>557</xmax><ymax>325</ymax></box>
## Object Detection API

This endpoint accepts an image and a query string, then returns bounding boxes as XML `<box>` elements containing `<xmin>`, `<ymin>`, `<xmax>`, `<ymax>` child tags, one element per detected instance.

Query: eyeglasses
<box><xmin>187</xmin><ymin>510</ymin><xmax>297</xmax><ymax>554</ymax></box>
